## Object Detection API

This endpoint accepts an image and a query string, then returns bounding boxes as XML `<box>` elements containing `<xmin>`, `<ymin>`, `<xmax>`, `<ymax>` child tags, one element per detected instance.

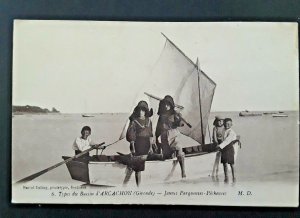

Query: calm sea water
<box><xmin>12</xmin><ymin>111</ymin><xmax>299</xmax><ymax>185</ymax></box>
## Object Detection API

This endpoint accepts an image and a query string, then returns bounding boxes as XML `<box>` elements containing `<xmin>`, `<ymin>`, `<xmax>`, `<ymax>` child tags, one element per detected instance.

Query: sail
<box><xmin>119</xmin><ymin>35</ymin><xmax>216</xmax><ymax>144</ymax></box>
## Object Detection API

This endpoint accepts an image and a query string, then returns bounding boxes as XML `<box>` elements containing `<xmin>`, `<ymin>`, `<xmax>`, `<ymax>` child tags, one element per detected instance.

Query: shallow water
<box><xmin>12</xmin><ymin>111</ymin><xmax>299</xmax><ymax>185</ymax></box>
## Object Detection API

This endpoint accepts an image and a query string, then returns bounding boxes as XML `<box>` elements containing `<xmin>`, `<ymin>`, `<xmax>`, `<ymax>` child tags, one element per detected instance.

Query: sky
<box><xmin>13</xmin><ymin>21</ymin><xmax>299</xmax><ymax>113</ymax></box>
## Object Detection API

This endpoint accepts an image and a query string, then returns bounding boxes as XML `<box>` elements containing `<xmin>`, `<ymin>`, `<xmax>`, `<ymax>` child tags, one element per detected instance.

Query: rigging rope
<box><xmin>99</xmin><ymin>139</ymin><xmax>122</xmax><ymax>155</ymax></box>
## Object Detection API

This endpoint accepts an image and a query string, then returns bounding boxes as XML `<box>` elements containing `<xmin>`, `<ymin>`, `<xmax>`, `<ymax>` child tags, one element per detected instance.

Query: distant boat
<box><xmin>272</xmin><ymin>114</ymin><xmax>288</xmax><ymax>117</ymax></box>
<box><xmin>239</xmin><ymin>111</ymin><xmax>262</xmax><ymax>117</ymax></box>
<box><xmin>82</xmin><ymin>114</ymin><xmax>94</xmax><ymax>118</ymax></box>
<box><xmin>263</xmin><ymin>112</ymin><xmax>273</xmax><ymax>115</ymax></box>
<box><xmin>13</xmin><ymin>112</ymin><xmax>24</xmax><ymax>115</ymax></box>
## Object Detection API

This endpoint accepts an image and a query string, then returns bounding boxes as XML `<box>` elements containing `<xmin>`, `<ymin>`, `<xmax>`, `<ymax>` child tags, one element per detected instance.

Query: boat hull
<box><xmin>82</xmin><ymin>114</ymin><xmax>94</xmax><ymax>117</ymax></box>
<box><xmin>272</xmin><ymin>114</ymin><xmax>288</xmax><ymax>117</ymax></box>
<box><xmin>63</xmin><ymin>151</ymin><xmax>217</xmax><ymax>186</ymax></box>
<box><xmin>63</xmin><ymin>156</ymin><xmax>90</xmax><ymax>183</ymax></box>
<box><xmin>239</xmin><ymin>112</ymin><xmax>262</xmax><ymax>117</ymax></box>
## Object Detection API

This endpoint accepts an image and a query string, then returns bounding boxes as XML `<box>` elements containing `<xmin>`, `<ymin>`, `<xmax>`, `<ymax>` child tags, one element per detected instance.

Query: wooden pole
<box><xmin>196</xmin><ymin>58</ymin><xmax>205</xmax><ymax>145</ymax></box>
<box><xmin>15</xmin><ymin>142</ymin><xmax>105</xmax><ymax>184</ymax></box>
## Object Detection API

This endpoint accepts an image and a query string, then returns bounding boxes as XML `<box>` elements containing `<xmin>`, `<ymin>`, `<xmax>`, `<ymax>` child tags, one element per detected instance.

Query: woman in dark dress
<box><xmin>123</xmin><ymin>101</ymin><xmax>154</xmax><ymax>186</ymax></box>
<box><xmin>155</xmin><ymin>95</ymin><xmax>186</xmax><ymax>178</ymax></box>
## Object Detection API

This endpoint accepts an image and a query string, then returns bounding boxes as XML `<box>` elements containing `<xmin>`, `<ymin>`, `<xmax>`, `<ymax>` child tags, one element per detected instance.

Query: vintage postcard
<box><xmin>12</xmin><ymin>20</ymin><xmax>299</xmax><ymax>206</ymax></box>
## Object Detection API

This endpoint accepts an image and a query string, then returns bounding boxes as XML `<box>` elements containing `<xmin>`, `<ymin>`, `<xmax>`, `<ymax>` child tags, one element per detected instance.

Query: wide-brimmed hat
<box><xmin>129</xmin><ymin>100</ymin><xmax>153</xmax><ymax>121</ymax></box>
<box><xmin>213</xmin><ymin>116</ymin><xmax>224</xmax><ymax>126</ymax></box>
<box><xmin>157</xmin><ymin>95</ymin><xmax>175</xmax><ymax>115</ymax></box>
<box><xmin>215</xmin><ymin>116</ymin><xmax>224</xmax><ymax>121</ymax></box>
<box><xmin>136</xmin><ymin>100</ymin><xmax>149</xmax><ymax>111</ymax></box>
<box><xmin>163</xmin><ymin>95</ymin><xmax>175</xmax><ymax>109</ymax></box>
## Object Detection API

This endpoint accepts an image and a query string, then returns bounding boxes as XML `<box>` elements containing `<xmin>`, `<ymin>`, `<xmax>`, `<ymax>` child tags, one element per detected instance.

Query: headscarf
<box><xmin>213</xmin><ymin>116</ymin><xmax>224</xmax><ymax>126</ymax></box>
<box><xmin>157</xmin><ymin>95</ymin><xmax>175</xmax><ymax>115</ymax></box>
<box><xmin>129</xmin><ymin>101</ymin><xmax>153</xmax><ymax>121</ymax></box>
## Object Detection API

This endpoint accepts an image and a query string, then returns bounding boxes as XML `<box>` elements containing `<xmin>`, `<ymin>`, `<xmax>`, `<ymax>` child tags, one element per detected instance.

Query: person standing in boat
<box><xmin>216</xmin><ymin>118</ymin><xmax>241</xmax><ymax>183</ymax></box>
<box><xmin>155</xmin><ymin>95</ymin><xmax>186</xmax><ymax>178</ymax></box>
<box><xmin>123</xmin><ymin>101</ymin><xmax>154</xmax><ymax>187</ymax></box>
<box><xmin>211</xmin><ymin>116</ymin><xmax>225</xmax><ymax>178</ymax></box>
<box><xmin>72</xmin><ymin>126</ymin><xmax>96</xmax><ymax>160</ymax></box>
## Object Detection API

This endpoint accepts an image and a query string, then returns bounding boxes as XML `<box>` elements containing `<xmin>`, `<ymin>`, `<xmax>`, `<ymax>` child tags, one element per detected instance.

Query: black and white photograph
<box><xmin>11</xmin><ymin>20</ymin><xmax>299</xmax><ymax>206</ymax></box>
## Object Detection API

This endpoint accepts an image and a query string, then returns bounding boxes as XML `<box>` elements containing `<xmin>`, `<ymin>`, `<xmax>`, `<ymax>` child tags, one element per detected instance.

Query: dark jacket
<box><xmin>129</xmin><ymin>101</ymin><xmax>153</xmax><ymax>122</ymax></box>
<box><xmin>126</xmin><ymin>117</ymin><xmax>153</xmax><ymax>156</ymax></box>
<box><xmin>156</xmin><ymin>95</ymin><xmax>182</xmax><ymax>138</ymax></box>
<box><xmin>155</xmin><ymin>112</ymin><xmax>182</xmax><ymax>138</ymax></box>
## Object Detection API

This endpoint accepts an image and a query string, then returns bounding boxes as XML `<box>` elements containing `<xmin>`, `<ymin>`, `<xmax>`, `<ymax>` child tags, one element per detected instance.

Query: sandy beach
<box><xmin>11</xmin><ymin>111</ymin><xmax>299</xmax><ymax>205</ymax></box>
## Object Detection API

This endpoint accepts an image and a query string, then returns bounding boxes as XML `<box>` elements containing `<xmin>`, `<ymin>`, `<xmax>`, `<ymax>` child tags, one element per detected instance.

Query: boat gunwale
<box><xmin>86</xmin><ymin>151</ymin><xmax>214</xmax><ymax>165</ymax></box>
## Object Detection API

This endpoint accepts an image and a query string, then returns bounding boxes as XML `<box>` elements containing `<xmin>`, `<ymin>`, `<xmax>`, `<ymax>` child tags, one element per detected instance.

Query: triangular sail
<box><xmin>119</xmin><ymin>34</ymin><xmax>216</xmax><ymax>144</ymax></box>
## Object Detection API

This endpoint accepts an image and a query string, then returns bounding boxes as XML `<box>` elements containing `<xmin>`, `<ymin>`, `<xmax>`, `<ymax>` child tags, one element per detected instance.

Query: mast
<box><xmin>196</xmin><ymin>58</ymin><xmax>205</xmax><ymax>145</ymax></box>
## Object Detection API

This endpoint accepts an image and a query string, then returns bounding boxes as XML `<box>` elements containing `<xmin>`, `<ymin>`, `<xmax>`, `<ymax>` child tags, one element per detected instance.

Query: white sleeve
<box><xmin>75</xmin><ymin>138</ymin><xmax>91</xmax><ymax>151</ymax></box>
<box><xmin>88</xmin><ymin>137</ymin><xmax>96</xmax><ymax>146</ymax></box>
<box><xmin>219</xmin><ymin>129</ymin><xmax>237</xmax><ymax>149</ymax></box>
<box><xmin>72</xmin><ymin>139</ymin><xmax>78</xmax><ymax>150</ymax></box>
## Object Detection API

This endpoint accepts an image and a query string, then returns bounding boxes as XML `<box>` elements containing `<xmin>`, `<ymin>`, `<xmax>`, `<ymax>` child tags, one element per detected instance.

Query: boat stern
<box><xmin>62</xmin><ymin>156</ymin><xmax>90</xmax><ymax>183</ymax></box>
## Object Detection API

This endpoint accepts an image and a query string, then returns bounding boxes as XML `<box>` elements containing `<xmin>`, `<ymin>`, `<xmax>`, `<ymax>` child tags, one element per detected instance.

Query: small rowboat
<box><xmin>239</xmin><ymin>111</ymin><xmax>262</xmax><ymax>117</ymax></box>
<box><xmin>272</xmin><ymin>113</ymin><xmax>288</xmax><ymax>117</ymax></box>
<box><xmin>263</xmin><ymin>112</ymin><xmax>273</xmax><ymax>115</ymax></box>
<box><xmin>82</xmin><ymin>114</ymin><xmax>94</xmax><ymax>118</ymax></box>
<box><xmin>62</xmin><ymin>144</ymin><xmax>217</xmax><ymax>186</ymax></box>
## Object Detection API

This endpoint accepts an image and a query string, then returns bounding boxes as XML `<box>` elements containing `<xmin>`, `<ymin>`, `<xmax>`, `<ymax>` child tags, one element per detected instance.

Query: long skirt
<box><xmin>128</xmin><ymin>136</ymin><xmax>150</xmax><ymax>172</ymax></box>
<box><xmin>134</xmin><ymin>136</ymin><xmax>150</xmax><ymax>156</ymax></box>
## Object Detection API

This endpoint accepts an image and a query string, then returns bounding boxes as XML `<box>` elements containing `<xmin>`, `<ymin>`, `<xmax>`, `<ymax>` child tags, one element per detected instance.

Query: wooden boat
<box><xmin>82</xmin><ymin>114</ymin><xmax>94</xmax><ymax>117</ymax></box>
<box><xmin>239</xmin><ymin>111</ymin><xmax>262</xmax><ymax>117</ymax></box>
<box><xmin>63</xmin><ymin>144</ymin><xmax>217</xmax><ymax>186</ymax></box>
<box><xmin>263</xmin><ymin>112</ymin><xmax>273</xmax><ymax>115</ymax></box>
<box><xmin>272</xmin><ymin>113</ymin><xmax>288</xmax><ymax>117</ymax></box>
<box><xmin>63</xmin><ymin>34</ymin><xmax>219</xmax><ymax>186</ymax></box>
<box><xmin>13</xmin><ymin>112</ymin><xmax>24</xmax><ymax>115</ymax></box>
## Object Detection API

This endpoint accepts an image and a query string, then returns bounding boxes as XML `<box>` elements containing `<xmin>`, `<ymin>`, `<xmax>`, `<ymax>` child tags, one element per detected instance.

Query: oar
<box><xmin>176</xmin><ymin>113</ymin><xmax>192</xmax><ymax>128</ymax></box>
<box><xmin>15</xmin><ymin>142</ymin><xmax>105</xmax><ymax>184</ymax></box>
